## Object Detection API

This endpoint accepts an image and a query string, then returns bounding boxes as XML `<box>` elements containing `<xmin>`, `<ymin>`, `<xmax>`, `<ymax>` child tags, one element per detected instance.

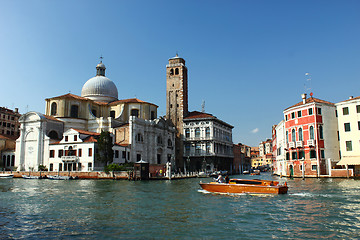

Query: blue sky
<box><xmin>1</xmin><ymin>0</ymin><xmax>359</xmax><ymax>146</ymax></box>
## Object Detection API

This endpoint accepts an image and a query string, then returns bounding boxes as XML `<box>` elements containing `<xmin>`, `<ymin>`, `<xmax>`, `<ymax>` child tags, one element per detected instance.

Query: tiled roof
<box><xmin>337</xmin><ymin>96</ymin><xmax>360</xmax><ymax>103</ymax></box>
<box><xmin>109</xmin><ymin>98</ymin><xmax>158</xmax><ymax>107</ymax></box>
<box><xmin>46</xmin><ymin>93</ymin><xmax>89</xmax><ymax>101</ymax></box>
<box><xmin>72</xmin><ymin>128</ymin><xmax>100</xmax><ymax>136</ymax></box>
<box><xmin>0</xmin><ymin>134</ymin><xmax>11</xmax><ymax>140</ymax></box>
<box><xmin>84</xmin><ymin>136</ymin><xmax>98</xmax><ymax>143</ymax></box>
<box><xmin>184</xmin><ymin>111</ymin><xmax>215</xmax><ymax>120</ymax></box>
<box><xmin>284</xmin><ymin>97</ymin><xmax>334</xmax><ymax>111</ymax></box>
<box><xmin>43</xmin><ymin>115</ymin><xmax>63</xmax><ymax>122</ymax></box>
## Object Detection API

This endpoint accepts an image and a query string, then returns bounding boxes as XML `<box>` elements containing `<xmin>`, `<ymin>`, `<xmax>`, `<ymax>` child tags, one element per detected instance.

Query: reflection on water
<box><xmin>0</xmin><ymin>174</ymin><xmax>360</xmax><ymax>239</ymax></box>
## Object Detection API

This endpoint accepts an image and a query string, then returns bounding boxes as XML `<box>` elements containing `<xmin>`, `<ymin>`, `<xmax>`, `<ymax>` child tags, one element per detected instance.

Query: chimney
<box><xmin>349</xmin><ymin>96</ymin><xmax>353</xmax><ymax>99</ymax></box>
<box><xmin>15</xmin><ymin>108</ymin><xmax>18</xmax><ymax>113</ymax></box>
<box><xmin>301</xmin><ymin>93</ymin><xmax>307</xmax><ymax>104</ymax></box>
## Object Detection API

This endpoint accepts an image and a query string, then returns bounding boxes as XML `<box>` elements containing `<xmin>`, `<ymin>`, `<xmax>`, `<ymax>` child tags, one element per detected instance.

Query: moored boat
<box><xmin>0</xmin><ymin>173</ymin><xmax>14</xmax><ymax>178</ymax></box>
<box><xmin>48</xmin><ymin>175</ymin><xmax>71</xmax><ymax>180</ymax></box>
<box><xmin>22</xmin><ymin>175</ymin><xmax>40</xmax><ymax>179</ymax></box>
<box><xmin>199</xmin><ymin>178</ymin><xmax>288</xmax><ymax>194</ymax></box>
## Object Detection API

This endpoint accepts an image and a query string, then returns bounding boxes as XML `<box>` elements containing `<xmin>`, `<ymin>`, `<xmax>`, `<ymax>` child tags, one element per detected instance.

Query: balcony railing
<box><xmin>61</xmin><ymin>156</ymin><xmax>79</xmax><ymax>162</ymax></box>
<box><xmin>307</xmin><ymin>139</ymin><xmax>316</xmax><ymax>146</ymax></box>
<box><xmin>296</xmin><ymin>141</ymin><xmax>303</xmax><ymax>148</ymax></box>
<box><xmin>288</xmin><ymin>142</ymin><xmax>295</xmax><ymax>149</ymax></box>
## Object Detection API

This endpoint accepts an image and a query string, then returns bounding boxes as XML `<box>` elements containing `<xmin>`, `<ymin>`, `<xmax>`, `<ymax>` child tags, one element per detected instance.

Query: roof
<box><xmin>72</xmin><ymin>128</ymin><xmax>100</xmax><ymax>136</ymax></box>
<box><xmin>109</xmin><ymin>98</ymin><xmax>158</xmax><ymax>107</ymax></box>
<box><xmin>284</xmin><ymin>97</ymin><xmax>334</xmax><ymax>111</ymax></box>
<box><xmin>337</xmin><ymin>96</ymin><xmax>360</xmax><ymax>104</ymax></box>
<box><xmin>115</xmin><ymin>143</ymin><xmax>130</xmax><ymax>147</ymax></box>
<box><xmin>83</xmin><ymin>136</ymin><xmax>98</xmax><ymax>143</ymax></box>
<box><xmin>46</xmin><ymin>93</ymin><xmax>90</xmax><ymax>101</ymax></box>
<box><xmin>184</xmin><ymin>111</ymin><xmax>233</xmax><ymax>128</ymax></box>
<box><xmin>43</xmin><ymin>115</ymin><xmax>63</xmax><ymax>122</ymax></box>
<box><xmin>0</xmin><ymin>134</ymin><xmax>11</xmax><ymax>140</ymax></box>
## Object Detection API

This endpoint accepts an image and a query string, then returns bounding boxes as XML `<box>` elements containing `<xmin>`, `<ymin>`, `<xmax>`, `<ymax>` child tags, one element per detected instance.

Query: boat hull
<box><xmin>200</xmin><ymin>181</ymin><xmax>288</xmax><ymax>194</ymax></box>
<box><xmin>0</xmin><ymin>174</ymin><xmax>14</xmax><ymax>178</ymax></box>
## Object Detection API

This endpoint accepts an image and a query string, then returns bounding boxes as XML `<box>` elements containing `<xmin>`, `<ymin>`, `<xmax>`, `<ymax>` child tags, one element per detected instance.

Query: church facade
<box><xmin>15</xmin><ymin>61</ymin><xmax>175</xmax><ymax>172</ymax></box>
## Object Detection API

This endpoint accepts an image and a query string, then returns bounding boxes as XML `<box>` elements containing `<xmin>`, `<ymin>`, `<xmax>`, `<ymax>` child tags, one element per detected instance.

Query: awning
<box><xmin>336</xmin><ymin>156</ymin><xmax>360</xmax><ymax>166</ymax></box>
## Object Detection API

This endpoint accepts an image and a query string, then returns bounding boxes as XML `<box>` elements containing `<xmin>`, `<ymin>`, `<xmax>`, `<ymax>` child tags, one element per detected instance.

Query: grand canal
<box><xmin>1</xmin><ymin>173</ymin><xmax>359</xmax><ymax>239</ymax></box>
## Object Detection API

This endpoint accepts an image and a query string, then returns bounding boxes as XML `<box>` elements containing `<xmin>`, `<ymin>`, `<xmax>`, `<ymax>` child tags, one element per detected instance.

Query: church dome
<box><xmin>81</xmin><ymin>61</ymin><xmax>118</xmax><ymax>102</ymax></box>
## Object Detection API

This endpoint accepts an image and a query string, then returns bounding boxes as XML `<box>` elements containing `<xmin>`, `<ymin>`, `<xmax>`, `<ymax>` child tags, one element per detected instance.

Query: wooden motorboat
<box><xmin>199</xmin><ymin>178</ymin><xmax>288</xmax><ymax>194</ymax></box>
<box><xmin>0</xmin><ymin>173</ymin><xmax>14</xmax><ymax>178</ymax></box>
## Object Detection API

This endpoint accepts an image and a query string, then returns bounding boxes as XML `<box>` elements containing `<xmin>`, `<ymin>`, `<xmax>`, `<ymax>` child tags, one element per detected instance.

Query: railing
<box><xmin>307</xmin><ymin>139</ymin><xmax>316</xmax><ymax>146</ymax></box>
<box><xmin>288</xmin><ymin>142</ymin><xmax>295</xmax><ymax>149</ymax></box>
<box><xmin>296</xmin><ymin>141</ymin><xmax>303</xmax><ymax>148</ymax></box>
<box><xmin>61</xmin><ymin>156</ymin><xmax>79</xmax><ymax>162</ymax></box>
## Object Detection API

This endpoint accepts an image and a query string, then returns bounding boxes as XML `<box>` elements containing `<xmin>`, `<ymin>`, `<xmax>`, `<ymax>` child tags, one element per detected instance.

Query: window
<box><xmin>122</xmin><ymin>151</ymin><xmax>126</xmax><ymax>159</ymax></box>
<box><xmin>185</xmin><ymin>128</ymin><xmax>190</xmax><ymax>138</ymax></box>
<box><xmin>110</xmin><ymin>111</ymin><xmax>115</xmax><ymax>118</ymax></box>
<box><xmin>308</xmin><ymin>108</ymin><xmax>313</xmax><ymax>115</ymax></box>
<box><xmin>335</xmin><ymin>110</ymin><xmax>338</xmax><ymax>117</ymax></box>
<box><xmin>321</xmin><ymin>150</ymin><xmax>325</xmax><ymax>158</ymax></box>
<box><xmin>319</xmin><ymin>126</ymin><xmax>323</xmax><ymax>139</ymax></box>
<box><xmin>92</xmin><ymin>109</ymin><xmax>97</xmax><ymax>117</ymax></box>
<box><xmin>89</xmin><ymin>148</ymin><xmax>93</xmax><ymax>157</ymax></box>
<box><xmin>168</xmin><ymin>139</ymin><xmax>172</xmax><ymax>147</ymax></box>
<box><xmin>297</xmin><ymin>111</ymin><xmax>302</xmax><ymax>118</ymax></box>
<box><xmin>170</xmin><ymin>69</ymin><xmax>174</xmax><ymax>75</ymax></box>
<box><xmin>51</xmin><ymin>102</ymin><xmax>57</xmax><ymax>115</ymax></box>
<box><xmin>205</xmin><ymin>127</ymin><xmax>210</xmax><ymax>137</ymax></box>
<box><xmin>358</xmin><ymin>121</ymin><xmax>360</xmax><ymax>130</ymax></box>
<box><xmin>346</xmin><ymin>141</ymin><xmax>352</xmax><ymax>151</ymax></box>
<box><xmin>195</xmin><ymin>143</ymin><xmax>201</xmax><ymax>154</ymax></box>
<box><xmin>286</xmin><ymin>131</ymin><xmax>288</xmax><ymax>143</ymax></box>
<box><xmin>312</xmin><ymin>165</ymin><xmax>317</xmax><ymax>171</ymax></box>
<box><xmin>292</xmin><ymin>151</ymin><xmax>297</xmax><ymax>160</ymax></box>
<box><xmin>131</xmin><ymin>109</ymin><xmax>139</xmax><ymax>117</ymax></box>
<box><xmin>88</xmin><ymin>163</ymin><xmax>92</xmax><ymax>171</ymax></box>
<box><xmin>50</xmin><ymin>150</ymin><xmax>55</xmax><ymax>158</ymax></box>
<box><xmin>343</xmin><ymin>107</ymin><xmax>349</xmax><ymax>115</ymax></box>
<box><xmin>298</xmin><ymin>151</ymin><xmax>305</xmax><ymax>159</ymax></box>
<box><xmin>157</xmin><ymin>136</ymin><xmax>162</xmax><ymax>145</ymax></box>
<box><xmin>344</xmin><ymin>123</ymin><xmax>351</xmax><ymax>132</ymax></box>
<box><xmin>58</xmin><ymin>150</ymin><xmax>64</xmax><ymax>157</ymax></box>
<box><xmin>70</xmin><ymin>105</ymin><xmax>79</xmax><ymax>118</ymax></box>
<box><xmin>337</xmin><ymin>131</ymin><xmax>340</xmax><ymax>141</ymax></box>
<box><xmin>175</xmin><ymin>68</ymin><xmax>179</xmax><ymax>75</ymax></box>
<box><xmin>65</xmin><ymin>136</ymin><xmax>68</xmax><ymax>142</ymax></box>
<box><xmin>317</xmin><ymin>108</ymin><xmax>322</xmax><ymax>115</ymax></box>
<box><xmin>74</xmin><ymin>135</ymin><xmax>77</xmax><ymax>141</ymax></box>
<box><xmin>59</xmin><ymin>163</ymin><xmax>62</xmax><ymax>171</ymax></box>
<box><xmin>50</xmin><ymin>163</ymin><xmax>53</xmax><ymax>171</ymax></box>
<box><xmin>78</xmin><ymin>149</ymin><xmax>82</xmax><ymax>157</ymax></box>
<box><xmin>136</xmin><ymin>133</ymin><xmax>143</xmax><ymax>142</ymax></box>
<box><xmin>310</xmin><ymin>150</ymin><xmax>316</xmax><ymax>158</ymax></box>
<box><xmin>357</xmin><ymin>105</ymin><xmax>360</xmax><ymax>113</ymax></box>
<box><xmin>291</xmin><ymin>112</ymin><xmax>295</xmax><ymax>119</ymax></box>
<box><xmin>157</xmin><ymin>154</ymin><xmax>161</xmax><ymax>164</ymax></box>
<box><xmin>195</xmin><ymin>128</ymin><xmax>200</xmax><ymax>138</ymax></box>
<box><xmin>206</xmin><ymin>143</ymin><xmax>211</xmax><ymax>153</ymax></box>
<box><xmin>285</xmin><ymin>115</ymin><xmax>288</xmax><ymax>121</ymax></box>
<box><xmin>115</xmin><ymin>150</ymin><xmax>119</xmax><ymax>158</ymax></box>
<box><xmin>292</xmin><ymin>129</ymin><xmax>296</xmax><ymax>142</ymax></box>
<box><xmin>151</xmin><ymin>111</ymin><xmax>155</xmax><ymax>120</ymax></box>
<box><xmin>185</xmin><ymin>144</ymin><xmax>190</xmax><ymax>154</ymax></box>
<box><xmin>137</xmin><ymin>154</ymin><xmax>141</xmax><ymax>161</ymax></box>
<box><xmin>299</xmin><ymin>128</ymin><xmax>303</xmax><ymax>141</ymax></box>
<box><xmin>310</xmin><ymin>126</ymin><xmax>314</xmax><ymax>140</ymax></box>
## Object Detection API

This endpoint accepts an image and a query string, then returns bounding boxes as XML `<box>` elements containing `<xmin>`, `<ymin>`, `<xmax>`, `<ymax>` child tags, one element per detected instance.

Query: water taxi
<box><xmin>199</xmin><ymin>178</ymin><xmax>288</xmax><ymax>194</ymax></box>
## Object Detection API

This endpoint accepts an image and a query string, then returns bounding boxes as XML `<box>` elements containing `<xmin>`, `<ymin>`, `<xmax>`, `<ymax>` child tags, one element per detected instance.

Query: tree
<box><xmin>96</xmin><ymin>131</ymin><xmax>114</xmax><ymax>167</ymax></box>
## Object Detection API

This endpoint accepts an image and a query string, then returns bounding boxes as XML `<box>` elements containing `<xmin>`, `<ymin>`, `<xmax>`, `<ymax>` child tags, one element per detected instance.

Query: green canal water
<box><xmin>0</xmin><ymin>173</ymin><xmax>359</xmax><ymax>239</ymax></box>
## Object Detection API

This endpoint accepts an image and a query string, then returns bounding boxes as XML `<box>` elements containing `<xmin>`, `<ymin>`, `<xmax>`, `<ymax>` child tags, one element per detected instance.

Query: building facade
<box><xmin>281</xmin><ymin>94</ymin><xmax>339</xmax><ymax>177</ymax></box>
<box><xmin>0</xmin><ymin>107</ymin><xmax>21</xmax><ymax>139</ymax></box>
<box><xmin>183</xmin><ymin>111</ymin><xmax>234</xmax><ymax>172</ymax></box>
<box><xmin>16</xmin><ymin>60</ymin><xmax>175</xmax><ymax>171</ymax></box>
<box><xmin>336</xmin><ymin>96</ymin><xmax>360</xmax><ymax>176</ymax></box>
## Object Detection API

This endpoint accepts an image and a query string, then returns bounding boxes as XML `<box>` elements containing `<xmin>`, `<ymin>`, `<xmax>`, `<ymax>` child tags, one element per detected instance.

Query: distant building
<box><xmin>233</xmin><ymin>143</ymin><xmax>251</xmax><ymax>173</ymax></box>
<box><xmin>0</xmin><ymin>107</ymin><xmax>21</xmax><ymax>139</ymax></box>
<box><xmin>272</xmin><ymin>120</ymin><xmax>286</xmax><ymax>176</ymax></box>
<box><xmin>336</xmin><ymin>96</ymin><xmax>360</xmax><ymax>176</ymax></box>
<box><xmin>183</xmin><ymin>111</ymin><xmax>233</xmax><ymax>172</ymax></box>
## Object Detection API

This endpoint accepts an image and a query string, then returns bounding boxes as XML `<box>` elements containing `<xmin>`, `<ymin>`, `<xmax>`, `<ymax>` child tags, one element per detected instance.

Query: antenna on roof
<box><xmin>201</xmin><ymin>100</ymin><xmax>205</xmax><ymax>113</ymax></box>
<box><xmin>304</xmin><ymin>72</ymin><xmax>312</xmax><ymax>94</ymax></box>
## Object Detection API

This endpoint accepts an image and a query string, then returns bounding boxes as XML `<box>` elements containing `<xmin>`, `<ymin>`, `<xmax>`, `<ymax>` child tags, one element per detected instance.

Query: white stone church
<box><xmin>15</xmin><ymin>61</ymin><xmax>175</xmax><ymax>172</ymax></box>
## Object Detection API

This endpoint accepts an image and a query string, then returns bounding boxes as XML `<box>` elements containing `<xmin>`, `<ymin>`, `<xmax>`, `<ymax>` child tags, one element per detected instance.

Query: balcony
<box><xmin>61</xmin><ymin>156</ymin><xmax>79</xmax><ymax>162</ymax></box>
<box><xmin>307</xmin><ymin>139</ymin><xmax>316</xmax><ymax>146</ymax></box>
<box><xmin>296</xmin><ymin>141</ymin><xmax>303</xmax><ymax>148</ymax></box>
<box><xmin>288</xmin><ymin>142</ymin><xmax>295</xmax><ymax>149</ymax></box>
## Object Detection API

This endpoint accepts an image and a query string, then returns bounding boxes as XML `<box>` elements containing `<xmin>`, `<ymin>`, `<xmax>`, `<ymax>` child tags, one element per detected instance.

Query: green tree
<box><xmin>96</xmin><ymin>131</ymin><xmax>114</xmax><ymax>167</ymax></box>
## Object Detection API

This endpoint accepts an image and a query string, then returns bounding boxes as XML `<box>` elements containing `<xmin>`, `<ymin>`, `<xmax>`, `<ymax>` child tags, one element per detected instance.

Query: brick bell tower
<box><xmin>166</xmin><ymin>54</ymin><xmax>188</xmax><ymax>171</ymax></box>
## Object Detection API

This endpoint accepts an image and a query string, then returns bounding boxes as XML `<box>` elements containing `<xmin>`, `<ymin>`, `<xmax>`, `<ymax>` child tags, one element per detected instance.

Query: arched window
<box><xmin>195</xmin><ymin>128</ymin><xmax>200</xmax><ymax>138</ymax></box>
<box><xmin>292</xmin><ymin>129</ymin><xmax>296</xmax><ymax>142</ymax></box>
<box><xmin>175</xmin><ymin>68</ymin><xmax>179</xmax><ymax>75</ymax></box>
<box><xmin>131</xmin><ymin>109</ymin><xmax>139</xmax><ymax>118</ymax></box>
<box><xmin>51</xmin><ymin>102</ymin><xmax>57</xmax><ymax>116</ymax></box>
<box><xmin>170</xmin><ymin>69</ymin><xmax>174</xmax><ymax>75</ymax></box>
<box><xmin>205</xmin><ymin>127</ymin><xmax>210</xmax><ymax>137</ymax></box>
<box><xmin>157</xmin><ymin>136</ymin><xmax>162</xmax><ymax>145</ymax></box>
<box><xmin>70</xmin><ymin>105</ymin><xmax>79</xmax><ymax>118</ymax></box>
<box><xmin>310</xmin><ymin>126</ymin><xmax>314</xmax><ymax>140</ymax></box>
<box><xmin>299</xmin><ymin>128</ymin><xmax>303</xmax><ymax>141</ymax></box>
<box><xmin>168</xmin><ymin>139</ymin><xmax>172</xmax><ymax>147</ymax></box>
<box><xmin>319</xmin><ymin>125</ymin><xmax>323</xmax><ymax>139</ymax></box>
<box><xmin>7</xmin><ymin>155</ymin><xmax>10</xmax><ymax>166</ymax></box>
<box><xmin>286</xmin><ymin>131</ymin><xmax>288</xmax><ymax>143</ymax></box>
<box><xmin>11</xmin><ymin>155</ymin><xmax>15</xmax><ymax>166</ymax></box>
<box><xmin>2</xmin><ymin>155</ymin><xmax>6</xmax><ymax>166</ymax></box>
<box><xmin>185</xmin><ymin>128</ymin><xmax>190</xmax><ymax>138</ymax></box>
